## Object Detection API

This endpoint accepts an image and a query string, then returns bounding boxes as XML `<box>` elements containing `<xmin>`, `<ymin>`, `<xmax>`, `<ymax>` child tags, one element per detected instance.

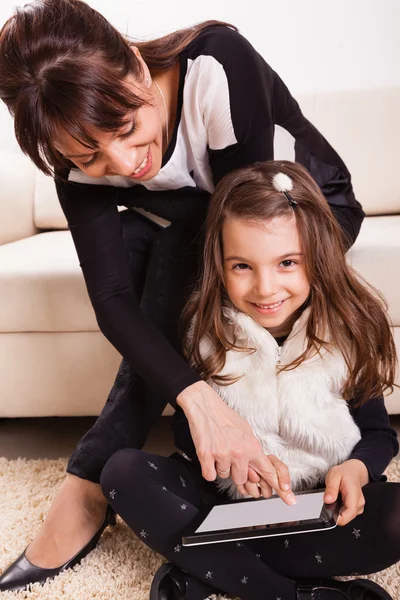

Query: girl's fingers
<box><xmin>236</xmin><ymin>483</ymin><xmax>247</xmax><ymax>496</ymax></box>
<box><xmin>257</xmin><ymin>478</ymin><xmax>273</xmax><ymax>499</ymax></box>
<box><xmin>267</xmin><ymin>455</ymin><xmax>292</xmax><ymax>492</ymax></box>
<box><xmin>244</xmin><ymin>481</ymin><xmax>261</xmax><ymax>499</ymax></box>
<box><xmin>324</xmin><ymin>468</ymin><xmax>342</xmax><ymax>504</ymax></box>
<box><xmin>250</xmin><ymin>455</ymin><xmax>296</xmax><ymax>504</ymax></box>
<box><xmin>337</xmin><ymin>485</ymin><xmax>360</xmax><ymax>526</ymax></box>
<box><xmin>248</xmin><ymin>466</ymin><xmax>261</xmax><ymax>484</ymax></box>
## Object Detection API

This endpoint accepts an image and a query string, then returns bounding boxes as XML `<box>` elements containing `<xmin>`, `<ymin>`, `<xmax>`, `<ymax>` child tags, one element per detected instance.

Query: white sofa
<box><xmin>0</xmin><ymin>88</ymin><xmax>399</xmax><ymax>417</ymax></box>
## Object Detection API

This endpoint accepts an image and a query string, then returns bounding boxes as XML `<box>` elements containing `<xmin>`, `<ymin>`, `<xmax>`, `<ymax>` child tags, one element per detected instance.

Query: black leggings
<box><xmin>66</xmin><ymin>203</ymin><xmax>204</xmax><ymax>482</ymax></box>
<box><xmin>100</xmin><ymin>449</ymin><xmax>400</xmax><ymax>600</ymax></box>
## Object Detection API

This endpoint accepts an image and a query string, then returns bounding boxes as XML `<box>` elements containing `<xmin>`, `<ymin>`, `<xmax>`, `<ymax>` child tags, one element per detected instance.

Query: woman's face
<box><xmin>222</xmin><ymin>214</ymin><xmax>310</xmax><ymax>337</ymax></box>
<box><xmin>54</xmin><ymin>61</ymin><xmax>165</xmax><ymax>180</ymax></box>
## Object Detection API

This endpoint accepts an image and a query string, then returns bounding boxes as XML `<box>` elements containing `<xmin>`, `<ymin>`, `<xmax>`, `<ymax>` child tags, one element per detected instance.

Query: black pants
<box><xmin>100</xmin><ymin>449</ymin><xmax>400</xmax><ymax>600</ymax></box>
<box><xmin>67</xmin><ymin>206</ymin><xmax>204</xmax><ymax>482</ymax></box>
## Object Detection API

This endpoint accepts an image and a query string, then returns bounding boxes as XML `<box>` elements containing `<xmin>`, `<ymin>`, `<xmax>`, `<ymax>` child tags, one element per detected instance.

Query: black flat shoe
<box><xmin>297</xmin><ymin>578</ymin><xmax>393</xmax><ymax>600</ymax></box>
<box><xmin>150</xmin><ymin>563</ymin><xmax>217</xmax><ymax>600</ymax></box>
<box><xmin>0</xmin><ymin>504</ymin><xmax>116</xmax><ymax>592</ymax></box>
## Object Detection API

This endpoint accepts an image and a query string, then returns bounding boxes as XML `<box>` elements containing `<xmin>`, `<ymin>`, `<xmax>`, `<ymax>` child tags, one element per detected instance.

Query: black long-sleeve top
<box><xmin>56</xmin><ymin>25</ymin><xmax>364</xmax><ymax>405</ymax></box>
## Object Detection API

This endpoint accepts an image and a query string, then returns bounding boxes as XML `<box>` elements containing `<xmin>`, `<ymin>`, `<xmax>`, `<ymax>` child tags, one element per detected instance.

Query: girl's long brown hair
<box><xmin>0</xmin><ymin>0</ymin><xmax>234</xmax><ymax>175</ymax></box>
<box><xmin>183</xmin><ymin>161</ymin><xmax>397</xmax><ymax>406</ymax></box>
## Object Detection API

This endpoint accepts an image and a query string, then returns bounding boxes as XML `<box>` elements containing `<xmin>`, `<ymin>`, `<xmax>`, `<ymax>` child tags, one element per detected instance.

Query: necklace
<box><xmin>154</xmin><ymin>80</ymin><xmax>169</xmax><ymax>147</ymax></box>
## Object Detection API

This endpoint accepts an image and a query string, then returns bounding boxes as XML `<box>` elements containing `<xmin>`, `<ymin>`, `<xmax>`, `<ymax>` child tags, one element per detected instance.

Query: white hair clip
<box><xmin>272</xmin><ymin>172</ymin><xmax>297</xmax><ymax>207</ymax></box>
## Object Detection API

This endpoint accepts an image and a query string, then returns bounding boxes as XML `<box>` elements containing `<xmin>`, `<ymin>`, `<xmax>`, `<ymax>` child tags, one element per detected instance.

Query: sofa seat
<box><xmin>0</xmin><ymin>214</ymin><xmax>398</xmax><ymax>416</ymax></box>
<box><xmin>0</xmin><ymin>231</ymin><xmax>97</xmax><ymax>333</ymax></box>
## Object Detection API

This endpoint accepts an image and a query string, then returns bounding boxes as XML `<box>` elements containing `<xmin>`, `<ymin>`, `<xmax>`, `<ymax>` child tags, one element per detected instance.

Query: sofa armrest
<box><xmin>0</xmin><ymin>152</ymin><xmax>38</xmax><ymax>245</ymax></box>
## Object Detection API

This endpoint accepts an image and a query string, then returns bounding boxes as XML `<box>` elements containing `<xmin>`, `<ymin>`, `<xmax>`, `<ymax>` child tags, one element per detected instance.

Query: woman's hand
<box><xmin>177</xmin><ymin>381</ymin><xmax>296</xmax><ymax>505</ymax></box>
<box><xmin>324</xmin><ymin>459</ymin><xmax>369</xmax><ymax>526</ymax></box>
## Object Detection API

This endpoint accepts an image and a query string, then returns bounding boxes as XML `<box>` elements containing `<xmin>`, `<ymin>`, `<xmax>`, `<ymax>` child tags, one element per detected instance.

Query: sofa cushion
<box><xmin>348</xmin><ymin>216</ymin><xmax>400</xmax><ymax>326</ymax></box>
<box><xmin>0</xmin><ymin>153</ymin><xmax>37</xmax><ymax>245</ymax></box>
<box><xmin>298</xmin><ymin>88</ymin><xmax>400</xmax><ymax>216</ymax></box>
<box><xmin>0</xmin><ymin>231</ymin><xmax>97</xmax><ymax>333</ymax></box>
<box><xmin>34</xmin><ymin>170</ymin><xmax>68</xmax><ymax>230</ymax></box>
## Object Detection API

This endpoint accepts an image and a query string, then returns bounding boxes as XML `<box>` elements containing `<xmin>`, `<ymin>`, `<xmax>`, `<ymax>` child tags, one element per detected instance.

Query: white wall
<box><xmin>1</xmin><ymin>0</ymin><xmax>399</xmax><ymax>154</ymax></box>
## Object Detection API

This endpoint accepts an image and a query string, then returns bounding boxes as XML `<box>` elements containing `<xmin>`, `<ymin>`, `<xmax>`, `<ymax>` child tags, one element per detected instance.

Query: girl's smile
<box><xmin>222</xmin><ymin>214</ymin><xmax>310</xmax><ymax>337</ymax></box>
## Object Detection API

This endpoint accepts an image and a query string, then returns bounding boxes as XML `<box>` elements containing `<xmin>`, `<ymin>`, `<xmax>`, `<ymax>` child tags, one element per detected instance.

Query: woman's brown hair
<box><xmin>183</xmin><ymin>160</ymin><xmax>397</xmax><ymax>406</ymax></box>
<box><xmin>0</xmin><ymin>0</ymin><xmax>234</xmax><ymax>175</ymax></box>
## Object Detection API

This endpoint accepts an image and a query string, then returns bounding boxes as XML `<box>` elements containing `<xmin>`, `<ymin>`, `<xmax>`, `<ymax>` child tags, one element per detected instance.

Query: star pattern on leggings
<box><xmin>241</xmin><ymin>576</ymin><xmax>248</xmax><ymax>584</ymax></box>
<box><xmin>109</xmin><ymin>489</ymin><xmax>116</xmax><ymax>500</ymax></box>
<box><xmin>180</xmin><ymin>503</ymin><xmax>187</xmax><ymax>510</ymax></box>
<box><xmin>174</xmin><ymin>544</ymin><xmax>182</xmax><ymax>553</ymax></box>
<box><xmin>140</xmin><ymin>530</ymin><xmax>148</xmax><ymax>539</ymax></box>
<box><xmin>352</xmin><ymin>528</ymin><xmax>361</xmax><ymax>539</ymax></box>
<box><xmin>205</xmin><ymin>571</ymin><xmax>213</xmax><ymax>579</ymax></box>
<box><xmin>236</xmin><ymin>542</ymin><xmax>244</xmax><ymax>547</ymax></box>
<box><xmin>148</xmin><ymin>461</ymin><xmax>158</xmax><ymax>470</ymax></box>
<box><xmin>284</xmin><ymin>539</ymin><xmax>290</xmax><ymax>548</ymax></box>
<box><xmin>180</xmin><ymin>476</ymin><xmax>187</xmax><ymax>488</ymax></box>
<box><xmin>315</xmin><ymin>552</ymin><xmax>322</xmax><ymax>564</ymax></box>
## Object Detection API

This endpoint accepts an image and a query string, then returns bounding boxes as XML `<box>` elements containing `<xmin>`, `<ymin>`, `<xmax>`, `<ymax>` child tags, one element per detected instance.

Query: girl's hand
<box><xmin>324</xmin><ymin>459</ymin><xmax>369</xmax><ymax>526</ymax></box>
<box><xmin>177</xmin><ymin>381</ymin><xmax>296</xmax><ymax>505</ymax></box>
<box><xmin>241</xmin><ymin>455</ymin><xmax>292</xmax><ymax>500</ymax></box>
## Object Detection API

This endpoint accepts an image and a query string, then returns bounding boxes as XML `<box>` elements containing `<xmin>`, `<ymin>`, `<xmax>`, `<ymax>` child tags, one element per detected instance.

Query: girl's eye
<box><xmin>280</xmin><ymin>259</ymin><xmax>297</xmax><ymax>268</ymax></box>
<box><xmin>233</xmin><ymin>263</ymin><xmax>250</xmax><ymax>271</ymax></box>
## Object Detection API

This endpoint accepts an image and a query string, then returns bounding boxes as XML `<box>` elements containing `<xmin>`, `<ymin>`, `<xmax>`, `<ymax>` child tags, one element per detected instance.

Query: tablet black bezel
<box><xmin>182</xmin><ymin>489</ymin><xmax>340</xmax><ymax>546</ymax></box>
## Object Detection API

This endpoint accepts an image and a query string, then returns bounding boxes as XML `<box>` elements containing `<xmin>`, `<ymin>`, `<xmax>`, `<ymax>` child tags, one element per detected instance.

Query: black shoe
<box><xmin>296</xmin><ymin>578</ymin><xmax>393</xmax><ymax>600</ymax></box>
<box><xmin>150</xmin><ymin>563</ymin><xmax>217</xmax><ymax>600</ymax></box>
<box><xmin>0</xmin><ymin>504</ymin><xmax>116</xmax><ymax>592</ymax></box>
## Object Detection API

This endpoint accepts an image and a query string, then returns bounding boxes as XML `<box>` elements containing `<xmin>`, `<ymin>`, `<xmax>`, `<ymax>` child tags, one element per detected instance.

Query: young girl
<box><xmin>100</xmin><ymin>161</ymin><xmax>399</xmax><ymax>600</ymax></box>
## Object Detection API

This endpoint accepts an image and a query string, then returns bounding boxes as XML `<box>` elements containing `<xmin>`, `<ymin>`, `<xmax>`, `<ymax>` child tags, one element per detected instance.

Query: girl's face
<box><xmin>222</xmin><ymin>214</ymin><xmax>310</xmax><ymax>337</ymax></box>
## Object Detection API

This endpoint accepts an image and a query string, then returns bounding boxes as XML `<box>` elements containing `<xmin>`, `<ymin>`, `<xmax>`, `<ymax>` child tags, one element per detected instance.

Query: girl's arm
<box><xmin>324</xmin><ymin>396</ymin><xmax>397</xmax><ymax>526</ymax></box>
<box><xmin>348</xmin><ymin>395</ymin><xmax>399</xmax><ymax>482</ymax></box>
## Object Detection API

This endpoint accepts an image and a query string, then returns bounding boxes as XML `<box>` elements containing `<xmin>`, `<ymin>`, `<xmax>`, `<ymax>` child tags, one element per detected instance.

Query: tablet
<box><xmin>182</xmin><ymin>489</ymin><xmax>340</xmax><ymax>546</ymax></box>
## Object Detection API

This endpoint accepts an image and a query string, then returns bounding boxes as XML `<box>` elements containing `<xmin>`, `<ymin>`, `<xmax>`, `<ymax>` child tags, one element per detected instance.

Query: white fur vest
<box><xmin>195</xmin><ymin>307</ymin><xmax>361</xmax><ymax>499</ymax></box>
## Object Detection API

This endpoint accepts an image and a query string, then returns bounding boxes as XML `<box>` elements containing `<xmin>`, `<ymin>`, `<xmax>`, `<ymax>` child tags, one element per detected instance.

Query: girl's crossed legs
<box><xmin>100</xmin><ymin>449</ymin><xmax>400</xmax><ymax>600</ymax></box>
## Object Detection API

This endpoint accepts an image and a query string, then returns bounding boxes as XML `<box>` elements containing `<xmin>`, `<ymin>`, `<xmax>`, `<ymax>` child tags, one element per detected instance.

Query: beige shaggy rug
<box><xmin>0</xmin><ymin>458</ymin><xmax>399</xmax><ymax>600</ymax></box>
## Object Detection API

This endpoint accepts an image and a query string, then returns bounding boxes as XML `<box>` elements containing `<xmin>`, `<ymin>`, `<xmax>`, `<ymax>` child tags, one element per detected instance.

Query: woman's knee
<box><xmin>100</xmin><ymin>447</ymin><xmax>145</xmax><ymax>499</ymax></box>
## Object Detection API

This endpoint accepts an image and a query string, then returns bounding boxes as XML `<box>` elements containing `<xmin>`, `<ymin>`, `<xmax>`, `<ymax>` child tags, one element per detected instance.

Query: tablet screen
<box><xmin>195</xmin><ymin>491</ymin><xmax>325</xmax><ymax>533</ymax></box>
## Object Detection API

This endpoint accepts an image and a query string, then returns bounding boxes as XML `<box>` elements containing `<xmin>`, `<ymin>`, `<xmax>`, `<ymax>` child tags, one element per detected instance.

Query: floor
<box><xmin>0</xmin><ymin>416</ymin><xmax>176</xmax><ymax>460</ymax></box>
<box><xmin>0</xmin><ymin>414</ymin><xmax>399</xmax><ymax>461</ymax></box>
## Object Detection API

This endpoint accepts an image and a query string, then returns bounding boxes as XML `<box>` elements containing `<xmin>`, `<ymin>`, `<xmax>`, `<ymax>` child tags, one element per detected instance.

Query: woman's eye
<box><xmin>233</xmin><ymin>263</ymin><xmax>250</xmax><ymax>270</ymax></box>
<box><xmin>119</xmin><ymin>121</ymin><xmax>137</xmax><ymax>140</ymax></box>
<box><xmin>280</xmin><ymin>259</ymin><xmax>296</xmax><ymax>268</ymax></box>
<box><xmin>81</xmin><ymin>155</ymin><xmax>98</xmax><ymax>169</ymax></box>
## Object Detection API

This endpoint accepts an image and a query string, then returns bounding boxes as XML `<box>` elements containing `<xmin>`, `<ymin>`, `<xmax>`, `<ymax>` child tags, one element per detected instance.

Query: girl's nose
<box><xmin>254</xmin><ymin>273</ymin><xmax>279</xmax><ymax>300</ymax></box>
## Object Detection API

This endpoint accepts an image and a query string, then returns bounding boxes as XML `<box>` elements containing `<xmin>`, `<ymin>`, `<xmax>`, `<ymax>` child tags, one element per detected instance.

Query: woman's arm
<box><xmin>55</xmin><ymin>174</ymin><xmax>201</xmax><ymax>402</ymax></box>
<box><xmin>198</xmin><ymin>26</ymin><xmax>365</xmax><ymax>248</ymax></box>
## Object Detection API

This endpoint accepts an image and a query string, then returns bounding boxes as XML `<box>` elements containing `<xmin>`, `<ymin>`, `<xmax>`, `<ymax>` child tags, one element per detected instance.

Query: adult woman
<box><xmin>0</xmin><ymin>0</ymin><xmax>364</xmax><ymax>592</ymax></box>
